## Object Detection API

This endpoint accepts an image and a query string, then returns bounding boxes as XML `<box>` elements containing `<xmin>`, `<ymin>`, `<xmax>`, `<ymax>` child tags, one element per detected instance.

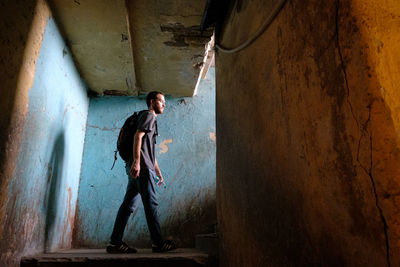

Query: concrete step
<box><xmin>21</xmin><ymin>248</ymin><xmax>215</xmax><ymax>267</ymax></box>
<box><xmin>195</xmin><ymin>233</ymin><xmax>218</xmax><ymax>257</ymax></box>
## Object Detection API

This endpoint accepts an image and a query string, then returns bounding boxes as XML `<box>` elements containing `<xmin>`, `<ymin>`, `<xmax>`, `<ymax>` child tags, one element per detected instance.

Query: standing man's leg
<box><xmin>107</xmin><ymin>165</ymin><xmax>139</xmax><ymax>253</ymax></box>
<box><xmin>139</xmin><ymin>169</ymin><xmax>177</xmax><ymax>252</ymax></box>
<box><xmin>138</xmin><ymin>169</ymin><xmax>163</xmax><ymax>246</ymax></box>
<box><xmin>110</xmin><ymin>178</ymin><xmax>139</xmax><ymax>244</ymax></box>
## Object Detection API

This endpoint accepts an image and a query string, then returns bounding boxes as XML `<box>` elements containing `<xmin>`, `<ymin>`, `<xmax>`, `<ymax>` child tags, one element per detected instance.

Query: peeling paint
<box><xmin>209</xmin><ymin>132</ymin><xmax>216</xmax><ymax>142</ymax></box>
<box><xmin>160</xmin><ymin>23</ymin><xmax>213</xmax><ymax>47</ymax></box>
<box><xmin>126</xmin><ymin>0</ymin><xmax>211</xmax><ymax>96</ymax></box>
<box><xmin>103</xmin><ymin>90</ymin><xmax>129</xmax><ymax>96</ymax></box>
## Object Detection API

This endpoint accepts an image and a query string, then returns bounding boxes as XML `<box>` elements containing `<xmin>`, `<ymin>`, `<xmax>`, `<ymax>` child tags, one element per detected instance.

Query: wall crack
<box><xmin>335</xmin><ymin>0</ymin><xmax>359</xmax><ymax>130</ymax></box>
<box><xmin>87</xmin><ymin>124</ymin><xmax>119</xmax><ymax>132</ymax></box>
<box><xmin>336</xmin><ymin>1</ymin><xmax>390</xmax><ymax>266</ymax></box>
<box><xmin>358</xmin><ymin>105</ymin><xmax>391</xmax><ymax>267</ymax></box>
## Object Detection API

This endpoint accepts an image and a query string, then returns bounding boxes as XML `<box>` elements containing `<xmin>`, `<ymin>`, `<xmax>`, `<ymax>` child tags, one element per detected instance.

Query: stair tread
<box><xmin>22</xmin><ymin>248</ymin><xmax>208</xmax><ymax>260</ymax></box>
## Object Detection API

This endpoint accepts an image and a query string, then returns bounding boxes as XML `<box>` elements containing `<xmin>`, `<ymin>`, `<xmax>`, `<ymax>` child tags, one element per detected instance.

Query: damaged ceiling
<box><xmin>48</xmin><ymin>0</ymin><xmax>213</xmax><ymax>97</ymax></box>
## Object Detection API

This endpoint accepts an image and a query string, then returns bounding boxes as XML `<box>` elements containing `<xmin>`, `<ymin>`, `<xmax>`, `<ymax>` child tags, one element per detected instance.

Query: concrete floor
<box><xmin>21</xmin><ymin>248</ymin><xmax>214</xmax><ymax>267</ymax></box>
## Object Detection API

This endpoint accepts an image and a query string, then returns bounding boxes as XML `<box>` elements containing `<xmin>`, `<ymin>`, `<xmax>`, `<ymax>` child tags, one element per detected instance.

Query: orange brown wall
<box><xmin>216</xmin><ymin>0</ymin><xmax>400</xmax><ymax>266</ymax></box>
<box><xmin>0</xmin><ymin>1</ymin><xmax>89</xmax><ymax>266</ymax></box>
<box><xmin>0</xmin><ymin>0</ymin><xmax>50</xmax><ymax>250</ymax></box>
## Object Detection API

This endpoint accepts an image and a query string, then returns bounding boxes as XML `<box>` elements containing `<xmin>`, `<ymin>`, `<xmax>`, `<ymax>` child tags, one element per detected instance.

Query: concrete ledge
<box><xmin>21</xmin><ymin>248</ymin><xmax>213</xmax><ymax>267</ymax></box>
<box><xmin>195</xmin><ymin>233</ymin><xmax>218</xmax><ymax>257</ymax></box>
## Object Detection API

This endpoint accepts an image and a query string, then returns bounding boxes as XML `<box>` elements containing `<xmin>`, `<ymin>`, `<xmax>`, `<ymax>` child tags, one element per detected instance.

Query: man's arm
<box><xmin>154</xmin><ymin>158</ymin><xmax>164</xmax><ymax>185</ymax></box>
<box><xmin>130</xmin><ymin>130</ymin><xmax>145</xmax><ymax>178</ymax></box>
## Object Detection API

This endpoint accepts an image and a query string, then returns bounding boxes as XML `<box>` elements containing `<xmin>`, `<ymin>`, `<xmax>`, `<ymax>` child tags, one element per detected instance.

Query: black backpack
<box><xmin>111</xmin><ymin>110</ymin><xmax>146</xmax><ymax>169</ymax></box>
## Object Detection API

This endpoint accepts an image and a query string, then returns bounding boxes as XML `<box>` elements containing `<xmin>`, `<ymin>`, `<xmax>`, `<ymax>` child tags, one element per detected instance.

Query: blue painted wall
<box><xmin>1</xmin><ymin>17</ymin><xmax>89</xmax><ymax>260</ymax></box>
<box><xmin>76</xmin><ymin>68</ymin><xmax>216</xmax><ymax>247</ymax></box>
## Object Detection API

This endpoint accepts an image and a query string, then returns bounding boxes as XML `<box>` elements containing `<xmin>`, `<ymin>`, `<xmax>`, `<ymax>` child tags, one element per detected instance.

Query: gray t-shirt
<box><xmin>137</xmin><ymin>110</ymin><xmax>158</xmax><ymax>170</ymax></box>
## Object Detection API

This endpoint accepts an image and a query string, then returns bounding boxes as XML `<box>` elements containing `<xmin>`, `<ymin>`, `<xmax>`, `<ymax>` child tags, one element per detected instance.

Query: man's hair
<box><xmin>146</xmin><ymin>91</ymin><xmax>164</xmax><ymax>107</ymax></box>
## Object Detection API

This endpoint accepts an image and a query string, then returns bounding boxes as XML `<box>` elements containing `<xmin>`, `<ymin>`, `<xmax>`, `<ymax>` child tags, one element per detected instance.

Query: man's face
<box><xmin>152</xmin><ymin>94</ymin><xmax>165</xmax><ymax>114</ymax></box>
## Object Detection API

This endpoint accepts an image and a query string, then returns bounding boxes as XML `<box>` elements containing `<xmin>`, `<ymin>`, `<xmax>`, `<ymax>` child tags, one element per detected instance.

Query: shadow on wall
<box><xmin>44</xmin><ymin>131</ymin><xmax>65</xmax><ymax>252</ymax></box>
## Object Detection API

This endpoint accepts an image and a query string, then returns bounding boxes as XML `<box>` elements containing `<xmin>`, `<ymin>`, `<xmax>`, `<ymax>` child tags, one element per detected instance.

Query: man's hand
<box><xmin>154</xmin><ymin>159</ymin><xmax>164</xmax><ymax>186</ymax></box>
<box><xmin>130</xmin><ymin>160</ymin><xmax>140</xmax><ymax>178</ymax></box>
<box><xmin>156</xmin><ymin>175</ymin><xmax>164</xmax><ymax>186</ymax></box>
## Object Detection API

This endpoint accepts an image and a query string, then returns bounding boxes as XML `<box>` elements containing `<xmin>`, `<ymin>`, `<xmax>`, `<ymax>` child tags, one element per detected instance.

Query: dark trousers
<box><xmin>110</xmin><ymin>165</ymin><xmax>163</xmax><ymax>246</ymax></box>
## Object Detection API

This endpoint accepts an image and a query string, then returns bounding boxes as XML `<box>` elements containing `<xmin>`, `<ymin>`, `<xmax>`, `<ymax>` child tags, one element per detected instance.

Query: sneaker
<box><xmin>106</xmin><ymin>242</ymin><xmax>137</xmax><ymax>253</ymax></box>
<box><xmin>152</xmin><ymin>240</ymin><xmax>177</xmax><ymax>253</ymax></box>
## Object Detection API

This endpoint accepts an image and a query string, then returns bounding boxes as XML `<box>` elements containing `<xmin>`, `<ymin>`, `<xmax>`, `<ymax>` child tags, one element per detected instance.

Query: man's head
<box><xmin>146</xmin><ymin>91</ymin><xmax>165</xmax><ymax>115</ymax></box>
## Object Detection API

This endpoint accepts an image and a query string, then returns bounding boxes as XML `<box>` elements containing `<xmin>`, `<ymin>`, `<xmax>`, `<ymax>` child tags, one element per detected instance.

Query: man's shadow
<box><xmin>43</xmin><ymin>131</ymin><xmax>65</xmax><ymax>252</ymax></box>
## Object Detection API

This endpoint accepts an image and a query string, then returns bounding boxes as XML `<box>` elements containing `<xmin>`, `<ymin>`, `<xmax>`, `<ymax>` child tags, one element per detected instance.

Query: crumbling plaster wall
<box><xmin>0</xmin><ymin>0</ymin><xmax>48</xmax><ymax>246</ymax></box>
<box><xmin>0</xmin><ymin>1</ymin><xmax>89</xmax><ymax>266</ymax></box>
<box><xmin>75</xmin><ymin>68</ymin><xmax>216</xmax><ymax>248</ymax></box>
<box><xmin>216</xmin><ymin>0</ymin><xmax>400</xmax><ymax>266</ymax></box>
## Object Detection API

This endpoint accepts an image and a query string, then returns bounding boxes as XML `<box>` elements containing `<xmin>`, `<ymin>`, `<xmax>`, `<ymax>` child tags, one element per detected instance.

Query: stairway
<box><xmin>21</xmin><ymin>248</ymin><xmax>215</xmax><ymax>267</ymax></box>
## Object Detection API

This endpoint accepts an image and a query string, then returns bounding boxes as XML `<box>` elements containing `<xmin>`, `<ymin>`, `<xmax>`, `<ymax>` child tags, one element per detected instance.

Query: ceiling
<box><xmin>48</xmin><ymin>0</ymin><xmax>214</xmax><ymax>97</ymax></box>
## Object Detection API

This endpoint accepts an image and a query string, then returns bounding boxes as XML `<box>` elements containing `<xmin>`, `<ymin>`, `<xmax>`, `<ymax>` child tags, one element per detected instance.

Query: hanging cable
<box><xmin>215</xmin><ymin>0</ymin><xmax>287</xmax><ymax>54</ymax></box>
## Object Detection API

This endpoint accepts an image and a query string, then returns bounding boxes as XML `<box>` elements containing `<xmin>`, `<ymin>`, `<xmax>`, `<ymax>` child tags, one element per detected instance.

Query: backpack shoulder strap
<box><xmin>110</xmin><ymin>150</ymin><xmax>118</xmax><ymax>170</ymax></box>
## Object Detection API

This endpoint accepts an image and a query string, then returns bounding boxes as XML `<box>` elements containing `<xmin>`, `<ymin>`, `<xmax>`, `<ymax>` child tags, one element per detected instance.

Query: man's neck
<box><xmin>149</xmin><ymin>108</ymin><xmax>157</xmax><ymax>117</ymax></box>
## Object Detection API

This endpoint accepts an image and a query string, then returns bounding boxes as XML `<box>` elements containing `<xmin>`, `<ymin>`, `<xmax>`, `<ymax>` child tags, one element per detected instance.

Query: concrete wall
<box><xmin>75</xmin><ymin>68</ymin><xmax>216</xmax><ymax>247</ymax></box>
<box><xmin>0</xmin><ymin>1</ymin><xmax>89</xmax><ymax>266</ymax></box>
<box><xmin>216</xmin><ymin>0</ymin><xmax>400</xmax><ymax>266</ymax></box>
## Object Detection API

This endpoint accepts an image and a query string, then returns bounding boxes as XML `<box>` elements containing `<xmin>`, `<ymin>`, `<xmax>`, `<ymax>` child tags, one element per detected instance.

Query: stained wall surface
<box><xmin>75</xmin><ymin>68</ymin><xmax>216</xmax><ymax>247</ymax></box>
<box><xmin>216</xmin><ymin>0</ymin><xmax>400</xmax><ymax>266</ymax></box>
<box><xmin>0</xmin><ymin>2</ymin><xmax>89</xmax><ymax>266</ymax></box>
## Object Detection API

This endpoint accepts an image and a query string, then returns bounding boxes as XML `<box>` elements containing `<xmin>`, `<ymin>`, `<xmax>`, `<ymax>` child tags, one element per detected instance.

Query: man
<box><xmin>107</xmin><ymin>91</ymin><xmax>176</xmax><ymax>253</ymax></box>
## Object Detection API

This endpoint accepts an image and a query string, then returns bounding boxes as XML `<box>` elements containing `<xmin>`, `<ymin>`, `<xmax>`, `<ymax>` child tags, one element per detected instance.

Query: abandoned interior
<box><xmin>1</xmin><ymin>0</ymin><xmax>400</xmax><ymax>266</ymax></box>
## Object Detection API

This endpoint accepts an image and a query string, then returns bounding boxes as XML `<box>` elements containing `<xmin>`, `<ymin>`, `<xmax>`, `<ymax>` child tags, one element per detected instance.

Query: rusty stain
<box><xmin>71</xmin><ymin>205</ymin><xmax>82</xmax><ymax>248</ymax></box>
<box><xmin>159</xmin><ymin>139</ymin><xmax>173</xmax><ymax>154</ymax></box>
<box><xmin>63</xmin><ymin>104</ymin><xmax>68</xmax><ymax>118</ymax></box>
<box><xmin>61</xmin><ymin>187</ymin><xmax>73</xmax><ymax>246</ymax></box>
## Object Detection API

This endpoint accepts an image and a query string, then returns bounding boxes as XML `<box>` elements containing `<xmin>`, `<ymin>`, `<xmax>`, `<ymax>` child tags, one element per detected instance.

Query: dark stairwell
<box><xmin>1</xmin><ymin>1</ymin><xmax>217</xmax><ymax>266</ymax></box>
<box><xmin>2</xmin><ymin>0</ymin><xmax>400</xmax><ymax>267</ymax></box>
